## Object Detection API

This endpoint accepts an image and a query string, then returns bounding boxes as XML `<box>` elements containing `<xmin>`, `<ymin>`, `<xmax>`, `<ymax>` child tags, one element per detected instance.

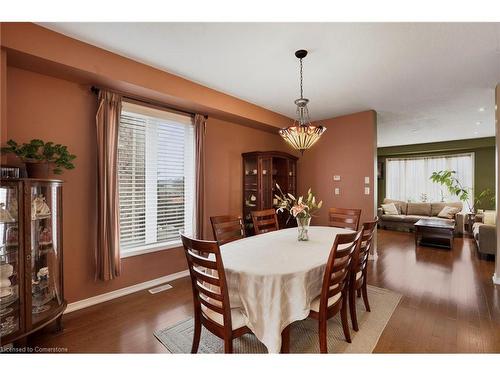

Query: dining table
<box><xmin>219</xmin><ymin>225</ymin><xmax>353</xmax><ymax>353</ymax></box>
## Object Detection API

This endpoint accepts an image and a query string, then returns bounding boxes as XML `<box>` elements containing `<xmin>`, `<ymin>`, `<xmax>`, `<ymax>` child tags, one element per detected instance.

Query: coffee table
<box><xmin>414</xmin><ymin>218</ymin><xmax>455</xmax><ymax>249</ymax></box>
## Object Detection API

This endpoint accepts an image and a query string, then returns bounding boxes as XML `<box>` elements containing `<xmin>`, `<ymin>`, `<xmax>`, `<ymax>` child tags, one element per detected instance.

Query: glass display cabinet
<box><xmin>0</xmin><ymin>179</ymin><xmax>65</xmax><ymax>346</ymax></box>
<box><xmin>242</xmin><ymin>151</ymin><xmax>298</xmax><ymax>235</ymax></box>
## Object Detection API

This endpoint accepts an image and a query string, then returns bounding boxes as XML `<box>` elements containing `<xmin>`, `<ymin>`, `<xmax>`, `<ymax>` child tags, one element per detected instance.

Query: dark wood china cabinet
<box><xmin>242</xmin><ymin>151</ymin><xmax>298</xmax><ymax>234</ymax></box>
<box><xmin>0</xmin><ymin>178</ymin><xmax>66</xmax><ymax>347</ymax></box>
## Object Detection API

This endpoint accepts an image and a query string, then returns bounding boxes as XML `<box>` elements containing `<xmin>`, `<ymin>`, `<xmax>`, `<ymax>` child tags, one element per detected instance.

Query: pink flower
<box><xmin>291</xmin><ymin>203</ymin><xmax>309</xmax><ymax>217</ymax></box>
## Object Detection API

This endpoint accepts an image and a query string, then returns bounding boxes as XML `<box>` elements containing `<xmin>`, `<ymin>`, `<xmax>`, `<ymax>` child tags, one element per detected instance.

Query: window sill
<box><xmin>120</xmin><ymin>241</ymin><xmax>182</xmax><ymax>259</ymax></box>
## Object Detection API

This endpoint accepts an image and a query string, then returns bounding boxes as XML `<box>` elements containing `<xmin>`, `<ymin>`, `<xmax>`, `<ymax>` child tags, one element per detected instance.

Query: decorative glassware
<box><xmin>39</xmin><ymin>227</ymin><xmax>53</xmax><ymax>247</ymax></box>
<box><xmin>0</xmin><ymin>203</ymin><xmax>15</xmax><ymax>223</ymax></box>
<box><xmin>5</xmin><ymin>226</ymin><xmax>19</xmax><ymax>249</ymax></box>
<box><xmin>31</xmin><ymin>194</ymin><xmax>51</xmax><ymax>220</ymax></box>
<box><xmin>296</xmin><ymin>216</ymin><xmax>311</xmax><ymax>241</ymax></box>
<box><xmin>0</xmin><ymin>284</ymin><xmax>18</xmax><ymax>317</ymax></box>
<box><xmin>0</xmin><ymin>183</ymin><xmax>20</xmax><ymax>339</ymax></box>
<box><xmin>32</xmin><ymin>276</ymin><xmax>53</xmax><ymax>314</ymax></box>
<box><xmin>0</xmin><ymin>315</ymin><xmax>18</xmax><ymax>336</ymax></box>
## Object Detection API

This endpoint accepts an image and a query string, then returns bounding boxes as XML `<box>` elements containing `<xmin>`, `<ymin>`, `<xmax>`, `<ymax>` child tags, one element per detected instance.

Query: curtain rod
<box><xmin>90</xmin><ymin>86</ymin><xmax>208</xmax><ymax>119</ymax></box>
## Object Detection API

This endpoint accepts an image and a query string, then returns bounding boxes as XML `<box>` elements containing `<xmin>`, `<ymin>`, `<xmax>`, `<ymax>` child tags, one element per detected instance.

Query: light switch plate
<box><xmin>364</xmin><ymin>187</ymin><xmax>370</xmax><ymax>195</ymax></box>
<box><xmin>335</xmin><ymin>188</ymin><xmax>340</xmax><ymax>195</ymax></box>
<box><xmin>364</xmin><ymin>176</ymin><xmax>370</xmax><ymax>184</ymax></box>
<box><xmin>333</xmin><ymin>175</ymin><xmax>341</xmax><ymax>181</ymax></box>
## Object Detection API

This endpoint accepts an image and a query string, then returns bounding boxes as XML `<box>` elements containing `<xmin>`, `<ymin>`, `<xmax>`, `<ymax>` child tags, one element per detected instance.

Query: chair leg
<box><xmin>280</xmin><ymin>325</ymin><xmax>290</xmax><ymax>354</ymax></box>
<box><xmin>224</xmin><ymin>337</ymin><xmax>234</xmax><ymax>354</ymax></box>
<box><xmin>341</xmin><ymin>299</ymin><xmax>352</xmax><ymax>343</ymax></box>
<box><xmin>319</xmin><ymin>318</ymin><xmax>328</xmax><ymax>353</ymax></box>
<box><xmin>191</xmin><ymin>312</ymin><xmax>201</xmax><ymax>354</ymax></box>
<box><xmin>362</xmin><ymin>280</ymin><xmax>371</xmax><ymax>312</ymax></box>
<box><xmin>349</xmin><ymin>287</ymin><xmax>359</xmax><ymax>332</ymax></box>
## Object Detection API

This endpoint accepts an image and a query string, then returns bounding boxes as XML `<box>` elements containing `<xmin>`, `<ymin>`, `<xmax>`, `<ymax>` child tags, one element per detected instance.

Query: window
<box><xmin>118</xmin><ymin>101</ymin><xmax>195</xmax><ymax>257</ymax></box>
<box><xmin>385</xmin><ymin>153</ymin><xmax>474</xmax><ymax>208</ymax></box>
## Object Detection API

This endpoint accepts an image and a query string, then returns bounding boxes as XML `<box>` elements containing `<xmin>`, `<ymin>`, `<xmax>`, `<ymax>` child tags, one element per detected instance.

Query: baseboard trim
<box><xmin>493</xmin><ymin>273</ymin><xmax>500</xmax><ymax>285</ymax></box>
<box><xmin>65</xmin><ymin>270</ymin><xmax>189</xmax><ymax>314</ymax></box>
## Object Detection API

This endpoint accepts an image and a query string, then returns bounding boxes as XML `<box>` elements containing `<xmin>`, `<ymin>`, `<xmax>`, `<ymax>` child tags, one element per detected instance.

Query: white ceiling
<box><xmin>39</xmin><ymin>22</ymin><xmax>500</xmax><ymax>147</ymax></box>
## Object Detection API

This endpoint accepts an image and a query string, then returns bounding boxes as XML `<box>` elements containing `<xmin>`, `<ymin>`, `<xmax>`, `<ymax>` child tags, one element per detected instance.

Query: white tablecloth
<box><xmin>220</xmin><ymin>226</ymin><xmax>353</xmax><ymax>353</ymax></box>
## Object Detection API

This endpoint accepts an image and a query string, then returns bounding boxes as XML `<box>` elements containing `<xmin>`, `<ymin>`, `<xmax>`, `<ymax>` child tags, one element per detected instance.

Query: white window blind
<box><xmin>385</xmin><ymin>153</ymin><xmax>474</xmax><ymax>209</ymax></box>
<box><xmin>118</xmin><ymin>101</ymin><xmax>195</xmax><ymax>256</ymax></box>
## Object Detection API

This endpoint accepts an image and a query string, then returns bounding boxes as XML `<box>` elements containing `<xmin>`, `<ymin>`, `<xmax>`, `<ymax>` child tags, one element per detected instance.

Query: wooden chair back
<box><xmin>251</xmin><ymin>209</ymin><xmax>279</xmax><ymax>235</ymax></box>
<box><xmin>352</xmin><ymin>219</ymin><xmax>378</xmax><ymax>281</ymax></box>
<box><xmin>210</xmin><ymin>215</ymin><xmax>245</xmax><ymax>245</ymax></box>
<box><xmin>319</xmin><ymin>230</ymin><xmax>362</xmax><ymax>314</ymax></box>
<box><xmin>180</xmin><ymin>234</ymin><xmax>233</xmax><ymax>331</ymax></box>
<box><xmin>328</xmin><ymin>208</ymin><xmax>362</xmax><ymax>230</ymax></box>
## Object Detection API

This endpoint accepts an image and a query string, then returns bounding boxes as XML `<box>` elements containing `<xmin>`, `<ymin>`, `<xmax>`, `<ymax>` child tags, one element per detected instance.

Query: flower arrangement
<box><xmin>274</xmin><ymin>184</ymin><xmax>323</xmax><ymax>241</ymax></box>
<box><xmin>274</xmin><ymin>183</ymin><xmax>323</xmax><ymax>219</ymax></box>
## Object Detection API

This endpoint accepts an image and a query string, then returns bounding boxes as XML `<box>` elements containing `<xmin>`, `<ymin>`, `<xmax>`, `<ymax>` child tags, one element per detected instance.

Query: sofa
<box><xmin>472</xmin><ymin>211</ymin><xmax>496</xmax><ymax>258</ymax></box>
<box><xmin>377</xmin><ymin>198</ymin><xmax>463</xmax><ymax>232</ymax></box>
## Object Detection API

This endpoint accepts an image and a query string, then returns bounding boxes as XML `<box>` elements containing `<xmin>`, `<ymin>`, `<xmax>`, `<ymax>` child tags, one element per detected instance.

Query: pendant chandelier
<box><xmin>279</xmin><ymin>49</ymin><xmax>326</xmax><ymax>154</ymax></box>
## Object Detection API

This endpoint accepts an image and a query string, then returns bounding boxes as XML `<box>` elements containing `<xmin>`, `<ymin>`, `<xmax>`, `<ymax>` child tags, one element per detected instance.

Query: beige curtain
<box><xmin>95</xmin><ymin>90</ymin><xmax>122</xmax><ymax>280</ymax></box>
<box><xmin>194</xmin><ymin>114</ymin><xmax>206</xmax><ymax>239</ymax></box>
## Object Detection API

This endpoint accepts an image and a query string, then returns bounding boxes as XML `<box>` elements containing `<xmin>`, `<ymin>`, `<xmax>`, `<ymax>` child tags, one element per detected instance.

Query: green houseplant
<box><xmin>1</xmin><ymin>139</ymin><xmax>76</xmax><ymax>178</ymax></box>
<box><xmin>429</xmin><ymin>170</ymin><xmax>472</xmax><ymax>212</ymax></box>
<box><xmin>474</xmin><ymin>188</ymin><xmax>495</xmax><ymax>210</ymax></box>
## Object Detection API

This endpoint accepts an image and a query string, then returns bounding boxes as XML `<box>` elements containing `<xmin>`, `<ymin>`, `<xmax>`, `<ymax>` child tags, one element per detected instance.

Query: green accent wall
<box><xmin>377</xmin><ymin>137</ymin><xmax>496</xmax><ymax>210</ymax></box>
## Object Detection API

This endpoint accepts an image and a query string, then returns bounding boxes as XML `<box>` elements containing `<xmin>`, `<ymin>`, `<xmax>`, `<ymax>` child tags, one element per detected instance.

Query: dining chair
<box><xmin>308</xmin><ymin>230</ymin><xmax>363</xmax><ymax>353</ymax></box>
<box><xmin>349</xmin><ymin>218</ymin><xmax>378</xmax><ymax>331</ymax></box>
<box><xmin>210</xmin><ymin>215</ymin><xmax>246</xmax><ymax>245</ymax></box>
<box><xmin>328</xmin><ymin>207</ymin><xmax>362</xmax><ymax>230</ymax></box>
<box><xmin>251</xmin><ymin>209</ymin><xmax>279</xmax><ymax>235</ymax></box>
<box><xmin>180</xmin><ymin>233</ymin><xmax>251</xmax><ymax>353</ymax></box>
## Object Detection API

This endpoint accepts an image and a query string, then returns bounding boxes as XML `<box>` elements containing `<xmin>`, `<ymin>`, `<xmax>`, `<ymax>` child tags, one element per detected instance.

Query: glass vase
<box><xmin>296</xmin><ymin>216</ymin><xmax>311</xmax><ymax>241</ymax></box>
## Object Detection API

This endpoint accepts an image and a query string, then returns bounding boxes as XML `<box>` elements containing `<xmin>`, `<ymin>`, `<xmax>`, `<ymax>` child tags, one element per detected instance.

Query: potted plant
<box><xmin>474</xmin><ymin>188</ymin><xmax>495</xmax><ymax>211</ymax></box>
<box><xmin>274</xmin><ymin>184</ymin><xmax>323</xmax><ymax>241</ymax></box>
<box><xmin>1</xmin><ymin>139</ymin><xmax>76</xmax><ymax>178</ymax></box>
<box><xmin>429</xmin><ymin>170</ymin><xmax>472</xmax><ymax>212</ymax></box>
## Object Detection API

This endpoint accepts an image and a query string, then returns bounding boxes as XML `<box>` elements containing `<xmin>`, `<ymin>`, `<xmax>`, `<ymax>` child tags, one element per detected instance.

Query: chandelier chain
<box><xmin>299</xmin><ymin>58</ymin><xmax>304</xmax><ymax>99</ymax></box>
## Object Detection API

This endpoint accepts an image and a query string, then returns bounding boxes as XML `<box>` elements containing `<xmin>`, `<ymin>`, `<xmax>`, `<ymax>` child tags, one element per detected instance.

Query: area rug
<box><xmin>154</xmin><ymin>285</ymin><xmax>402</xmax><ymax>354</ymax></box>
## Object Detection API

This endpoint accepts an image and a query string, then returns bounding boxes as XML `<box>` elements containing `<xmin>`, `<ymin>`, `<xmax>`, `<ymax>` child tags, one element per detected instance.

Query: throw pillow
<box><xmin>381</xmin><ymin>203</ymin><xmax>399</xmax><ymax>215</ymax></box>
<box><xmin>437</xmin><ymin>206</ymin><xmax>461</xmax><ymax>219</ymax></box>
<box><xmin>483</xmin><ymin>210</ymin><xmax>496</xmax><ymax>225</ymax></box>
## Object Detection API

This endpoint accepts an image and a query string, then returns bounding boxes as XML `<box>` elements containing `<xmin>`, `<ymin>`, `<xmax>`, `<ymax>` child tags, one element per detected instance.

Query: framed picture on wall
<box><xmin>377</xmin><ymin>161</ymin><xmax>384</xmax><ymax>179</ymax></box>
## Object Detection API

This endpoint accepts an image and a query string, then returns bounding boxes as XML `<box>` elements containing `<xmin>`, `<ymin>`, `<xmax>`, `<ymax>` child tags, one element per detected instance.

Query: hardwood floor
<box><xmin>372</xmin><ymin>229</ymin><xmax>499</xmax><ymax>353</ymax></box>
<box><xmin>28</xmin><ymin>229</ymin><xmax>500</xmax><ymax>353</ymax></box>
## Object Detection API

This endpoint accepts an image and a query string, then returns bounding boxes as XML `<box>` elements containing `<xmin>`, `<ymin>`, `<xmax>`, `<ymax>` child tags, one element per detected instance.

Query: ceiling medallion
<box><xmin>279</xmin><ymin>49</ymin><xmax>326</xmax><ymax>155</ymax></box>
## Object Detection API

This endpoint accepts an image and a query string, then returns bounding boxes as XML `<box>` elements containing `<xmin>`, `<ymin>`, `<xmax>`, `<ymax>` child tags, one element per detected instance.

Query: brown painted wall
<box><xmin>1</xmin><ymin>48</ymin><xmax>6</xmax><ymax>161</ymax></box>
<box><xmin>7</xmin><ymin>67</ymin><xmax>186</xmax><ymax>302</ymax></box>
<box><xmin>298</xmin><ymin>111</ymin><xmax>377</xmax><ymax>225</ymax></box>
<box><xmin>203</xmin><ymin>118</ymin><xmax>293</xmax><ymax>238</ymax></box>
<box><xmin>6</xmin><ymin>67</ymin><xmax>294</xmax><ymax>302</ymax></box>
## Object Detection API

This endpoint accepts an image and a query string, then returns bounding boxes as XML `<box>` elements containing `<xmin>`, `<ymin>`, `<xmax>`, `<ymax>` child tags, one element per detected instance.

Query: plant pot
<box><xmin>24</xmin><ymin>161</ymin><xmax>50</xmax><ymax>179</ymax></box>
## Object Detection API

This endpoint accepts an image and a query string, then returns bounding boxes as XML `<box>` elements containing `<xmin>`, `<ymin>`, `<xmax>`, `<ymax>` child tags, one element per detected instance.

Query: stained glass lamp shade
<box><xmin>279</xmin><ymin>50</ymin><xmax>326</xmax><ymax>154</ymax></box>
